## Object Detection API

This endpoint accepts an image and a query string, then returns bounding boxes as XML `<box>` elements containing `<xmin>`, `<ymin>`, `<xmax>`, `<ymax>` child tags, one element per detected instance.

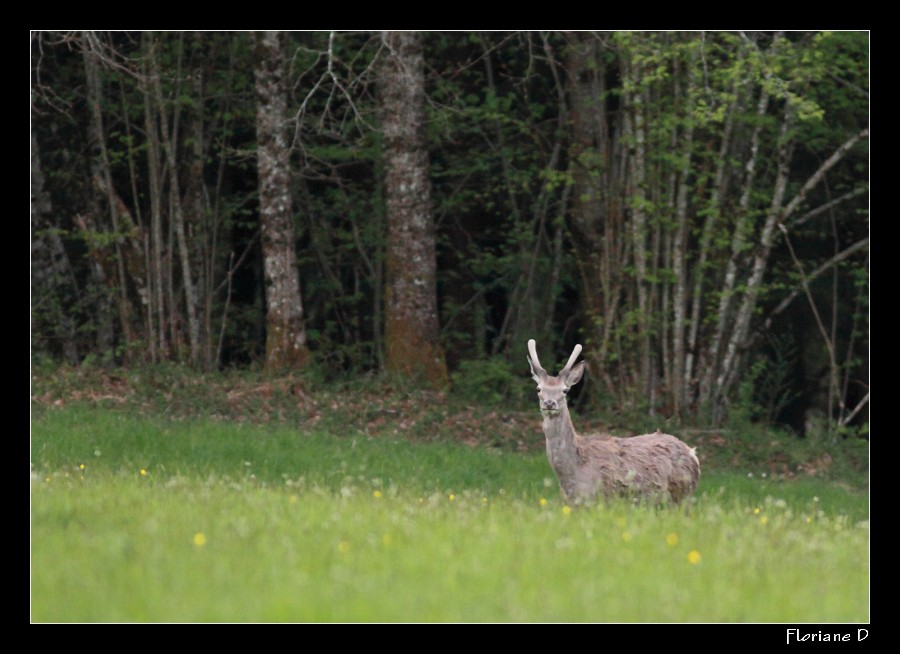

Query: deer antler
<box><xmin>561</xmin><ymin>344</ymin><xmax>582</xmax><ymax>374</ymax></box>
<box><xmin>527</xmin><ymin>339</ymin><xmax>546</xmax><ymax>375</ymax></box>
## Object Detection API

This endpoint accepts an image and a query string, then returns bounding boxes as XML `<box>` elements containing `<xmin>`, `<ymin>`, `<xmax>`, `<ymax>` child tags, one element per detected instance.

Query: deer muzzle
<box><xmin>541</xmin><ymin>398</ymin><xmax>561</xmax><ymax>414</ymax></box>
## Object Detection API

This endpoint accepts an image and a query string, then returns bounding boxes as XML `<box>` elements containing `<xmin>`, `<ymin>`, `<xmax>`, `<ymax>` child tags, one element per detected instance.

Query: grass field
<box><xmin>31</xmin><ymin>404</ymin><xmax>869</xmax><ymax>623</ymax></box>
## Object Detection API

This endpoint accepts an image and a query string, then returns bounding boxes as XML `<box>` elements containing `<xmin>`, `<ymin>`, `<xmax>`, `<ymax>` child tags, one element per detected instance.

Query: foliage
<box><xmin>31</xmin><ymin>30</ymin><xmax>869</xmax><ymax>436</ymax></box>
<box><xmin>449</xmin><ymin>357</ymin><xmax>527</xmax><ymax>408</ymax></box>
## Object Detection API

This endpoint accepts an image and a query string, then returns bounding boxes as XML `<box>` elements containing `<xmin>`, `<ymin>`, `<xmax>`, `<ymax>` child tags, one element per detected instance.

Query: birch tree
<box><xmin>563</xmin><ymin>31</ymin><xmax>867</xmax><ymax>425</ymax></box>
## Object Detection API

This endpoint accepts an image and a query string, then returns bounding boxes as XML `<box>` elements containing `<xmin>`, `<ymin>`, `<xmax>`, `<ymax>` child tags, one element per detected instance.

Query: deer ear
<box><xmin>565</xmin><ymin>361</ymin><xmax>586</xmax><ymax>387</ymax></box>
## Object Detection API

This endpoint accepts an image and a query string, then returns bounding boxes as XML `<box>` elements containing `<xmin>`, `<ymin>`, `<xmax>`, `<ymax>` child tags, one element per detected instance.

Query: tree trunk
<box><xmin>31</xmin><ymin>128</ymin><xmax>80</xmax><ymax>363</ymax></box>
<box><xmin>565</xmin><ymin>34</ymin><xmax>623</xmax><ymax>399</ymax></box>
<box><xmin>254</xmin><ymin>30</ymin><xmax>311</xmax><ymax>373</ymax></box>
<box><xmin>141</xmin><ymin>34</ymin><xmax>168</xmax><ymax>360</ymax></box>
<box><xmin>700</xmin><ymin>83</ymin><xmax>770</xmax><ymax>410</ymax></box>
<box><xmin>144</xmin><ymin>34</ymin><xmax>201</xmax><ymax>365</ymax></box>
<box><xmin>685</xmin><ymin>73</ymin><xmax>744</xmax><ymax>407</ymax></box>
<box><xmin>670</xmin><ymin>61</ymin><xmax>695</xmax><ymax>418</ymax></box>
<box><xmin>379</xmin><ymin>30</ymin><xmax>448</xmax><ymax>388</ymax></box>
<box><xmin>621</xmin><ymin>48</ymin><xmax>652</xmax><ymax>400</ymax></box>
<box><xmin>184</xmin><ymin>43</ymin><xmax>212</xmax><ymax>369</ymax></box>
<box><xmin>117</xmin><ymin>74</ymin><xmax>155</xmax><ymax>363</ymax></box>
<box><xmin>714</xmin><ymin>103</ymin><xmax>796</xmax><ymax>420</ymax></box>
<box><xmin>83</xmin><ymin>40</ymin><xmax>140</xmax><ymax>362</ymax></box>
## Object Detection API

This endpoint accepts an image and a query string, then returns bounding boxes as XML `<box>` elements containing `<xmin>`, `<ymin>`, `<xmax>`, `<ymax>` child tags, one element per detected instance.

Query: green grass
<box><xmin>30</xmin><ymin>406</ymin><xmax>546</xmax><ymax>497</ymax></box>
<box><xmin>31</xmin><ymin>406</ymin><xmax>868</xmax><ymax>623</ymax></box>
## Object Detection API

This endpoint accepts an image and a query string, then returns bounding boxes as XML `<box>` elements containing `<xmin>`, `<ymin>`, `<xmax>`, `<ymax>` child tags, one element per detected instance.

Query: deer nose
<box><xmin>542</xmin><ymin>398</ymin><xmax>557</xmax><ymax>411</ymax></box>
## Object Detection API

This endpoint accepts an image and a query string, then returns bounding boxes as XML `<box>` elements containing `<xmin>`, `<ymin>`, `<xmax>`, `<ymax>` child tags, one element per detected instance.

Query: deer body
<box><xmin>528</xmin><ymin>339</ymin><xmax>700</xmax><ymax>505</ymax></box>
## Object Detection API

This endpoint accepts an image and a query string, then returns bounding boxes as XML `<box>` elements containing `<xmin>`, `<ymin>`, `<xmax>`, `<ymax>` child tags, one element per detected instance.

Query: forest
<box><xmin>30</xmin><ymin>31</ymin><xmax>869</xmax><ymax>438</ymax></box>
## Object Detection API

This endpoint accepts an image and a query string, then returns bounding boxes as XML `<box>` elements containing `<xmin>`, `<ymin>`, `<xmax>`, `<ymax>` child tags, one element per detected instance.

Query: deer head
<box><xmin>527</xmin><ymin>339</ymin><xmax>585</xmax><ymax>416</ymax></box>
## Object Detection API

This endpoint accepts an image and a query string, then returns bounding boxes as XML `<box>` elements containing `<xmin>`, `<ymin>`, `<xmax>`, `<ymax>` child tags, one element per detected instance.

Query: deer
<box><xmin>527</xmin><ymin>339</ymin><xmax>700</xmax><ymax>506</ymax></box>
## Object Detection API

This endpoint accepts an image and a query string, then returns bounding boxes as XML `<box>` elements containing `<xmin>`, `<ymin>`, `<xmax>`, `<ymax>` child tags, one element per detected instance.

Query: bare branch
<box><xmin>782</xmin><ymin>127</ymin><xmax>869</xmax><ymax>224</ymax></box>
<box><xmin>290</xmin><ymin>31</ymin><xmax>380</xmax><ymax>157</ymax></box>
<box><xmin>759</xmin><ymin>237</ymin><xmax>869</xmax><ymax>335</ymax></box>
<box><xmin>840</xmin><ymin>392</ymin><xmax>869</xmax><ymax>427</ymax></box>
<box><xmin>80</xmin><ymin>31</ymin><xmax>144</xmax><ymax>81</ymax></box>
<box><xmin>777</xmin><ymin>222</ymin><xmax>843</xmax><ymax>414</ymax></box>
<box><xmin>792</xmin><ymin>186</ymin><xmax>868</xmax><ymax>230</ymax></box>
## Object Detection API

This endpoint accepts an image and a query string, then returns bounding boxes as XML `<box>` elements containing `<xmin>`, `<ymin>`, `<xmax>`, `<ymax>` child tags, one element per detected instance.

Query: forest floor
<box><xmin>29</xmin><ymin>363</ymin><xmax>870</xmax><ymax>492</ymax></box>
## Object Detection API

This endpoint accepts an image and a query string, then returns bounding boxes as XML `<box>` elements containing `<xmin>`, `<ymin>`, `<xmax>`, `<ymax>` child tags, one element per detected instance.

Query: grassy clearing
<box><xmin>30</xmin><ymin>406</ymin><xmax>546</xmax><ymax>498</ymax></box>
<box><xmin>30</xmin><ymin>363</ymin><xmax>870</xmax><ymax>490</ymax></box>
<box><xmin>31</xmin><ymin>406</ymin><xmax>868</xmax><ymax>623</ymax></box>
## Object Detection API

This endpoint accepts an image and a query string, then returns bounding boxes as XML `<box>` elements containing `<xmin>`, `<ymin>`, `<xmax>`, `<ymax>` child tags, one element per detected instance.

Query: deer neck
<box><xmin>542</xmin><ymin>403</ymin><xmax>581</xmax><ymax>480</ymax></box>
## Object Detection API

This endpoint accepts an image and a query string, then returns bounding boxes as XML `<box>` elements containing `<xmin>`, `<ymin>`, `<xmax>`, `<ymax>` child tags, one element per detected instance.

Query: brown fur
<box><xmin>570</xmin><ymin>430</ymin><xmax>700</xmax><ymax>504</ymax></box>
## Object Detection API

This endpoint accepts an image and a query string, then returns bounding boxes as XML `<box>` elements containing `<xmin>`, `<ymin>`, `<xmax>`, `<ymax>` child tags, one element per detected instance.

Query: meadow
<box><xmin>31</xmin><ymin>397</ymin><xmax>869</xmax><ymax>623</ymax></box>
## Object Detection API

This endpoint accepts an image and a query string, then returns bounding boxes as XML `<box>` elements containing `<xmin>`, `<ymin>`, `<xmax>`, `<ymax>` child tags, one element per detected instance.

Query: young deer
<box><xmin>527</xmin><ymin>339</ymin><xmax>700</xmax><ymax>506</ymax></box>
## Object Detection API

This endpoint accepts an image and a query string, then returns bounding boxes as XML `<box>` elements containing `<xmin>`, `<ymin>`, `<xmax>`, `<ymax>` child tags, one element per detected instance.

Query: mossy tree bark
<box><xmin>379</xmin><ymin>31</ymin><xmax>448</xmax><ymax>389</ymax></box>
<box><xmin>254</xmin><ymin>31</ymin><xmax>311</xmax><ymax>374</ymax></box>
